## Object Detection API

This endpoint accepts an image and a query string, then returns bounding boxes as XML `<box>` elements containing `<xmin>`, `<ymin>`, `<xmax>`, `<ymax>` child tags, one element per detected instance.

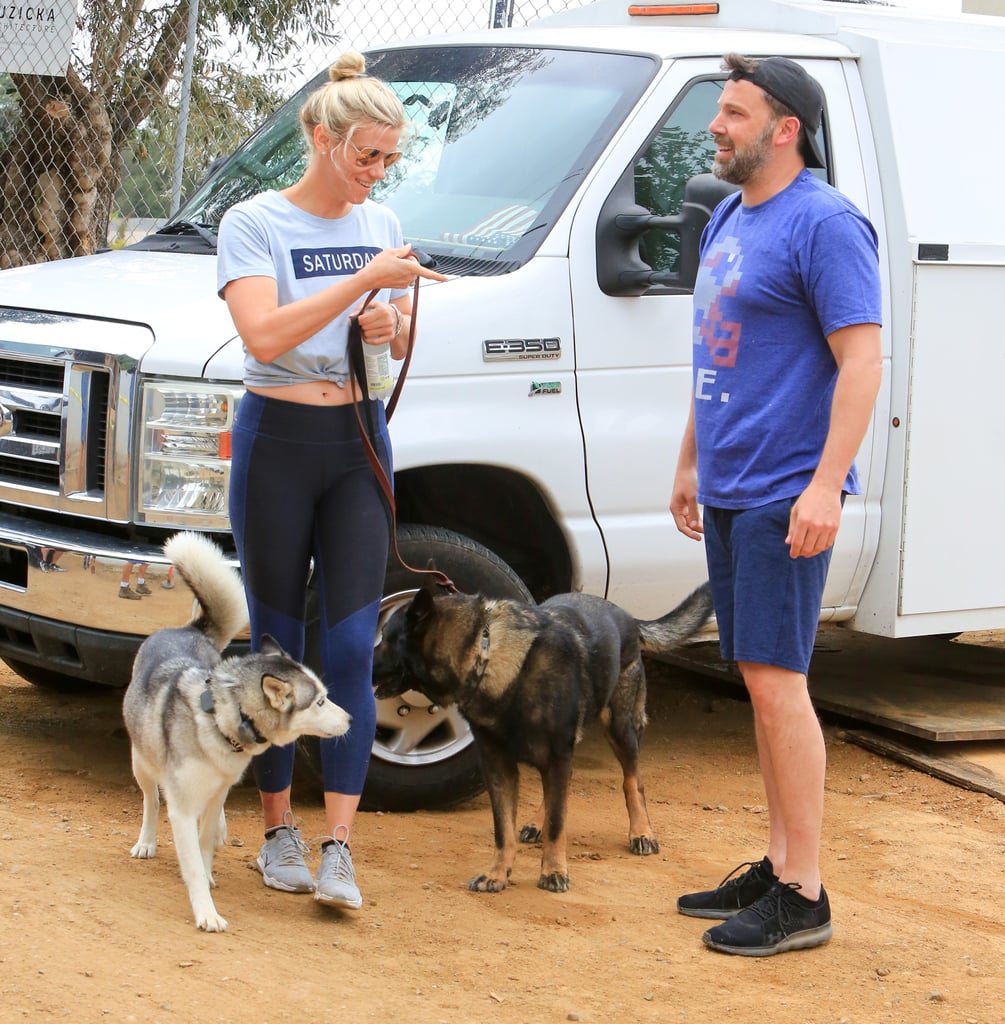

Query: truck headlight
<box><xmin>138</xmin><ymin>381</ymin><xmax>244</xmax><ymax>528</ymax></box>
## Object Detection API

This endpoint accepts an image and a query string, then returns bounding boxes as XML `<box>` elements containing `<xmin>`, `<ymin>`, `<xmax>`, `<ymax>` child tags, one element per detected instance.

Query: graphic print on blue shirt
<box><xmin>291</xmin><ymin>245</ymin><xmax>382</xmax><ymax>279</ymax></box>
<box><xmin>694</xmin><ymin>235</ymin><xmax>744</xmax><ymax>375</ymax></box>
<box><xmin>690</xmin><ymin>173</ymin><xmax>882</xmax><ymax>509</ymax></box>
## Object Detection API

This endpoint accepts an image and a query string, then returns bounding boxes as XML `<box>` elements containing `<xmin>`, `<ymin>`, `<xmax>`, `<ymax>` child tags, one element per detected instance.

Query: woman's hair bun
<box><xmin>329</xmin><ymin>51</ymin><xmax>367</xmax><ymax>83</ymax></box>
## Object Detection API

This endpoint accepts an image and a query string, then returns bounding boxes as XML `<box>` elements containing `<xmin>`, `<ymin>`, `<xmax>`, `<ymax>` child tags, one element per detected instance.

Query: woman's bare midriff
<box><xmin>246</xmin><ymin>380</ymin><xmax>366</xmax><ymax>406</ymax></box>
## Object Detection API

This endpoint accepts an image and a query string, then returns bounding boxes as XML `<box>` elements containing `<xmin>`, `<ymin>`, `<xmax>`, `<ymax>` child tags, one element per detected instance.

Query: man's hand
<box><xmin>786</xmin><ymin>483</ymin><xmax>842</xmax><ymax>558</ymax></box>
<box><xmin>670</xmin><ymin>466</ymin><xmax>704</xmax><ymax>541</ymax></box>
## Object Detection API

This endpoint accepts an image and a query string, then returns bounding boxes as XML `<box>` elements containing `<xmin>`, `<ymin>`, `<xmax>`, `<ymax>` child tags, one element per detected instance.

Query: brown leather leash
<box><xmin>348</xmin><ymin>276</ymin><xmax>456</xmax><ymax>594</ymax></box>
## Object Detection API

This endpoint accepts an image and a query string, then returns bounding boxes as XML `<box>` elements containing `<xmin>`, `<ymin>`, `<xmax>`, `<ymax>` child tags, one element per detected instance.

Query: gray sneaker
<box><xmin>257</xmin><ymin>815</ymin><xmax>314</xmax><ymax>893</ymax></box>
<box><xmin>314</xmin><ymin>825</ymin><xmax>362</xmax><ymax>909</ymax></box>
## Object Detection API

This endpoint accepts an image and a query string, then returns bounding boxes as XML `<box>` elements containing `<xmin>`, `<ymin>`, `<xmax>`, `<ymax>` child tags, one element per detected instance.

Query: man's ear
<box><xmin>776</xmin><ymin>114</ymin><xmax>801</xmax><ymax>150</ymax></box>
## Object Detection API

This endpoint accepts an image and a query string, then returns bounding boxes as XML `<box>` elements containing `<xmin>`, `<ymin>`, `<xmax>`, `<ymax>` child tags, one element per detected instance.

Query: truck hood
<box><xmin>0</xmin><ymin>249</ymin><xmax>238</xmax><ymax>376</ymax></box>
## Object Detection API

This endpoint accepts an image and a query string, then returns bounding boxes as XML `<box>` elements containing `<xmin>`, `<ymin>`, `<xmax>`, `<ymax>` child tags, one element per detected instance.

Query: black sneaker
<box><xmin>677</xmin><ymin>856</ymin><xmax>777</xmax><ymax>919</ymax></box>
<box><xmin>702</xmin><ymin>881</ymin><xmax>832</xmax><ymax>957</ymax></box>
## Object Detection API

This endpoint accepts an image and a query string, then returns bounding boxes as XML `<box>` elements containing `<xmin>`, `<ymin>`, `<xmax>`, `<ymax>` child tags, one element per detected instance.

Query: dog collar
<box><xmin>200</xmin><ymin>680</ymin><xmax>266</xmax><ymax>753</ymax></box>
<box><xmin>458</xmin><ymin>626</ymin><xmax>491</xmax><ymax>712</ymax></box>
<box><xmin>473</xmin><ymin>625</ymin><xmax>490</xmax><ymax>679</ymax></box>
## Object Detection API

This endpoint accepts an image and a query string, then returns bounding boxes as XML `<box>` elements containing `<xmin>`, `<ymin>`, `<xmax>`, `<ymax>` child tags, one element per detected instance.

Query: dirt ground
<box><xmin>2</xmin><ymin>642</ymin><xmax>1005</xmax><ymax>1024</ymax></box>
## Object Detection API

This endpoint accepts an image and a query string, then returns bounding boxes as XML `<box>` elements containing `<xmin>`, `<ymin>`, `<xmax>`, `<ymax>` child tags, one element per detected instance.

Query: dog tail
<box><xmin>163</xmin><ymin>531</ymin><xmax>249</xmax><ymax>651</ymax></box>
<box><xmin>638</xmin><ymin>583</ymin><xmax>715</xmax><ymax>655</ymax></box>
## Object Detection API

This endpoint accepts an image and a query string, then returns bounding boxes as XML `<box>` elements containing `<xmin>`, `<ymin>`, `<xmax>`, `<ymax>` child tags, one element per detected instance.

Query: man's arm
<box><xmin>670</xmin><ymin>397</ymin><xmax>704</xmax><ymax>541</ymax></box>
<box><xmin>786</xmin><ymin>322</ymin><xmax>882</xmax><ymax>558</ymax></box>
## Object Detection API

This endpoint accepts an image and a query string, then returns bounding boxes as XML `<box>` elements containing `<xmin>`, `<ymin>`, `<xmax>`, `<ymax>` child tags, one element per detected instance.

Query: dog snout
<box><xmin>318</xmin><ymin>701</ymin><xmax>351</xmax><ymax>738</ymax></box>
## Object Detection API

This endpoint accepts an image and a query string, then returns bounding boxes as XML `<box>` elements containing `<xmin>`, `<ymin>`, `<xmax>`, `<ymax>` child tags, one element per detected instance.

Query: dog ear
<box><xmin>420</xmin><ymin>564</ymin><xmax>441</xmax><ymax>594</ymax></box>
<box><xmin>261</xmin><ymin>673</ymin><xmax>293</xmax><ymax>710</ymax></box>
<box><xmin>408</xmin><ymin>586</ymin><xmax>436</xmax><ymax>622</ymax></box>
<box><xmin>258</xmin><ymin>634</ymin><xmax>288</xmax><ymax>658</ymax></box>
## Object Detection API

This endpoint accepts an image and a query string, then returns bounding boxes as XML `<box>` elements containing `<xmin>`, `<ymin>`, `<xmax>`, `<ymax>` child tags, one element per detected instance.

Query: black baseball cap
<box><xmin>729</xmin><ymin>56</ymin><xmax>826</xmax><ymax>168</ymax></box>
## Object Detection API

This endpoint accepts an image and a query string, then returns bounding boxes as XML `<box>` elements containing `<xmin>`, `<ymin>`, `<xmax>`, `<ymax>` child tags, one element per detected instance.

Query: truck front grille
<box><xmin>0</xmin><ymin>358</ymin><xmax>63</xmax><ymax>390</ymax></box>
<box><xmin>0</xmin><ymin>308</ymin><xmax>148</xmax><ymax>522</ymax></box>
<box><xmin>0</xmin><ymin>355</ymin><xmax>110</xmax><ymax>494</ymax></box>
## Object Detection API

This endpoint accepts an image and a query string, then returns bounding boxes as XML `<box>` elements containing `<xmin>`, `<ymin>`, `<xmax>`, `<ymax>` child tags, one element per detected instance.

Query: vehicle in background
<box><xmin>0</xmin><ymin>0</ymin><xmax>1002</xmax><ymax>808</ymax></box>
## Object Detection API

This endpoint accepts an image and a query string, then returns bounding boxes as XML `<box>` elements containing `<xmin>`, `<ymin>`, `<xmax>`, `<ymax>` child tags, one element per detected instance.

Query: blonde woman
<box><xmin>217</xmin><ymin>51</ymin><xmax>446</xmax><ymax>909</ymax></box>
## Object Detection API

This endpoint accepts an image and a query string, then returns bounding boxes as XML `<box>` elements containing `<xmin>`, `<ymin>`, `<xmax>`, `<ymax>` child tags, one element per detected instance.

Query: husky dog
<box><xmin>123</xmin><ymin>532</ymin><xmax>350</xmax><ymax>932</ymax></box>
<box><xmin>373</xmin><ymin>576</ymin><xmax>713</xmax><ymax>894</ymax></box>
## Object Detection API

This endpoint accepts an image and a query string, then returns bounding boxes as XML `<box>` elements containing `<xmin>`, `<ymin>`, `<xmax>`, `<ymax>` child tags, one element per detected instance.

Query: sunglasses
<box><xmin>343</xmin><ymin>138</ymin><xmax>403</xmax><ymax>169</ymax></box>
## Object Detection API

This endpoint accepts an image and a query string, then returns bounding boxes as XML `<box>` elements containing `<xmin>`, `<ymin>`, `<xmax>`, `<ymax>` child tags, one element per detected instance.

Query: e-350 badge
<box><xmin>482</xmin><ymin>338</ymin><xmax>561</xmax><ymax>361</ymax></box>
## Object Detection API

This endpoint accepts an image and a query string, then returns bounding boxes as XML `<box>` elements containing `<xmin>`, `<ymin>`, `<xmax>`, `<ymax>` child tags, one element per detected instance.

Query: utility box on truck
<box><xmin>0</xmin><ymin>0</ymin><xmax>1002</xmax><ymax>808</ymax></box>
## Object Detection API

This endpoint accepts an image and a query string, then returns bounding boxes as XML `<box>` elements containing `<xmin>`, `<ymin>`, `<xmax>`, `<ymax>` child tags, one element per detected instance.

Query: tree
<box><xmin>0</xmin><ymin>0</ymin><xmax>340</xmax><ymax>267</ymax></box>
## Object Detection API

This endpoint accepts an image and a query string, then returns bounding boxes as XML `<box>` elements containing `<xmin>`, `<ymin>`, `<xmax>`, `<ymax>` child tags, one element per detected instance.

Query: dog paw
<box><xmin>629</xmin><ymin>836</ymin><xmax>661</xmax><ymax>856</ymax></box>
<box><xmin>195</xmin><ymin>910</ymin><xmax>228</xmax><ymax>932</ymax></box>
<box><xmin>538</xmin><ymin>871</ymin><xmax>570</xmax><ymax>893</ymax></box>
<box><xmin>518</xmin><ymin>823</ymin><xmax>542</xmax><ymax>844</ymax></box>
<box><xmin>130</xmin><ymin>841</ymin><xmax>156</xmax><ymax>859</ymax></box>
<box><xmin>468</xmin><ymin>873</ymin><xmax>509</xmax><ymax>893</ymax></box>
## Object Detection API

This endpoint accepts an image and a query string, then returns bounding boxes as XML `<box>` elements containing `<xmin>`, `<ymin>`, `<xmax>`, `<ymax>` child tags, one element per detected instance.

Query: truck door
<box><xmin>568</xmin><ymin>57</ymin><xmax>884</xmax><ymax>620</ymax></box>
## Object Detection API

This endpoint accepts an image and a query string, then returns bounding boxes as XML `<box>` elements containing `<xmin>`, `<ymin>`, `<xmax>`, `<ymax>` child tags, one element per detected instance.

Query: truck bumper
<box><xmin>0</xmin><ymin>512</ymin><xmax>240</xmax><ymax>687</ymax></box>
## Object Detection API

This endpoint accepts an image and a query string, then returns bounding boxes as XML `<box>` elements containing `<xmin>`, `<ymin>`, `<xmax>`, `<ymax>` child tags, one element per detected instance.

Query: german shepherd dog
<box><xmin>373</xmin><ymin>577</ymin><xmax>713</xmax><ymax>893</ymax></box>
<box><xmin>123</xmin><ymin>532</ymin><xmax>351</xmax><ymax>931</ymax></box>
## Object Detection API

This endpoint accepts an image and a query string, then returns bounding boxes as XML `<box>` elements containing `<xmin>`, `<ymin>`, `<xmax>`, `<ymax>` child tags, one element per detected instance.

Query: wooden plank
<box><xmin>662</xmin><ymin>626</ymin><xmax>1005</xmax><ymax>742</ymax></box>
<box><xmin>842</xmin><ymin>729</ymin><xmax>1005</xmax><ymax>803</ymax></box>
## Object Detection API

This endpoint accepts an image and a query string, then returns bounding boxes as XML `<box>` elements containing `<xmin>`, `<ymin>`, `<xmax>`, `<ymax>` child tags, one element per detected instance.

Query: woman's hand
<box><xmin>363</xmin><ymin>245</ymin><xmax>448</xmax><ymax>290</ymax></box>
<box><xmin>356</xmin><ymin>301</ymin><xmax>401</xmax><ymax>346</ymax></box>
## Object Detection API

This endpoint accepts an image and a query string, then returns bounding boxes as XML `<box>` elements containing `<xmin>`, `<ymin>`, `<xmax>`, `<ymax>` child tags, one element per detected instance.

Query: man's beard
<box><xmin>712</xmin><ymin>122</ymin><xmax>776</xmax><ymax>185</ymax></box>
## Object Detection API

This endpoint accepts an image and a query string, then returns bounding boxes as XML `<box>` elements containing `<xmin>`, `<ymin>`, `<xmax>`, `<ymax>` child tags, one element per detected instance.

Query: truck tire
<box><xmin>296</xmin><ymin>524</ymin><xmax>532</xmax><ymax>812</ymax></box>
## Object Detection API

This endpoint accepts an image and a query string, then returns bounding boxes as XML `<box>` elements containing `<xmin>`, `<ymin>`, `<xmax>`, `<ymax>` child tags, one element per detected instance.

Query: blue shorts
<box><xmin>703</xmin><ymin>498</ymin><xmax>833</xmax><ymax>676</ymax></box>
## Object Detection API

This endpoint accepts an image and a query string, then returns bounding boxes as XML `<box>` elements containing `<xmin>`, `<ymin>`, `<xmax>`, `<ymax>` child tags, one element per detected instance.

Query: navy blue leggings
<box><xmin>229</xmin><ymin>391</ymin><xmax>391</xmax><ymax>795</ymax></box>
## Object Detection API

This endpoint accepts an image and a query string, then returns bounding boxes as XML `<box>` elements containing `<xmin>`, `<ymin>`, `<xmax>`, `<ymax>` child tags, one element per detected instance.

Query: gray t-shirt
<box><xmin>217</xmin><ymin>190</ymin><xmax>406</xmax><ymax>387</ymax></box>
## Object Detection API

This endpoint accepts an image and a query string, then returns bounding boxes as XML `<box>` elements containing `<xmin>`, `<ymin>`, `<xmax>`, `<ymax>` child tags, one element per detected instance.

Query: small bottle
<box><xmin>363</xmin><ymin>341</ymin><xmax>394</xmax><ymax>397</ymax></box>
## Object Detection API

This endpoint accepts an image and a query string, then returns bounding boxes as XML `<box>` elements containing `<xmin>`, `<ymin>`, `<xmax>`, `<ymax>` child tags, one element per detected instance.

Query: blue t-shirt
<box><xmin>691</xmin><ymin>170</ymin><xmax>881</xmax><ymax>509</ymax></box>
<box><xmin>217</xmin><ymin>190</ymin><xmax>406</xmax><ymax>388</ymax></box>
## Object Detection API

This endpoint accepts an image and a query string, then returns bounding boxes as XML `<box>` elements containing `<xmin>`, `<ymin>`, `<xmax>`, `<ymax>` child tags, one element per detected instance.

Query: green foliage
<box><xmin>7</xmin><ymin>0</ymin><xmax>343</xmax><ymax>240</ymax></box>
<box><xmin>102</xmin><ymin>0</ymin><xmax>338</xmax><ymax>216</ymax></box>
<box><xmin>211</xmin><ymin>0</ymin><xmax>342</xmax><ymax>65</ymax></box>
<box><xmin>0</xmin><ymin>74</ymin><xmax>16</xmax><ymax>147</ymax></box>
<box><xmin>117</xmin><ymin>128</ymin><xmax>172</xmax><ymax>220</ymax></box>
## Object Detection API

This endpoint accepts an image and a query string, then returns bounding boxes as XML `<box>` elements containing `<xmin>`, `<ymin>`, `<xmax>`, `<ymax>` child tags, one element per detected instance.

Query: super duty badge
<box><xmin>482</xmin><ymin>338</ymin><xmax>561</xmax><ymax>361</ymax></box>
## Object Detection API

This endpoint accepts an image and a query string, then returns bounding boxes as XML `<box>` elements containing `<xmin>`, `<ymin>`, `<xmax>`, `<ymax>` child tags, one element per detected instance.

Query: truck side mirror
<box><xmin>596</xmin><ymin>172</ymin><xmax>739</xmax><ymax>296</ymax></box>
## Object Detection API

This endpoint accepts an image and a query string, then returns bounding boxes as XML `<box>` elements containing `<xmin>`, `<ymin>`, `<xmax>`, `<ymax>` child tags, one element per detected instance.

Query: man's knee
<box><xmin>739</xmin><ymin>661</ymin><xmax>808</xmax><ymax>705</ymax></box>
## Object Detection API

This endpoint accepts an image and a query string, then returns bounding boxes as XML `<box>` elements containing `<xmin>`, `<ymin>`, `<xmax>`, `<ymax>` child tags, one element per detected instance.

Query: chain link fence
<box><xmin>0</xmin><ymin>0</ymin><xmax>591</xmax><ymax>266</ymax></box>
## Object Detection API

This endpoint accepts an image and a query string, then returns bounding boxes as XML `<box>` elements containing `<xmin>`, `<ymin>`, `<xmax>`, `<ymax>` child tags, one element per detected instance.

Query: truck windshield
<box><xmin>153</xmin><ymin>45</ymin><xmax>657</xmax><ymax>274</ymax></box>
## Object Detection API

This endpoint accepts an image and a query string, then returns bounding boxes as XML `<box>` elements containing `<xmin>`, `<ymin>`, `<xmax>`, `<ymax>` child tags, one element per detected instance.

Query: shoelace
<box><xmin>271</xmin><ymin>825</ymin><xmax>311</xmax><ymax>865</ymax></box>
<box><xmin>715</xmin><ymin>859</ymin><xmax>765</xmax><ymax>890</ymax></box>
<box><xmin>313</xmin><ymin>825</ymin><xmax>355</xmax><ymax>884</ymax></box>
<box><xmin>747</xmin><ymin>881</ymin><xmax>805</xmax><ymax>930</ymax></box>
<box><xmin>270</xmin><ymin>810</ymin><xmax>310</xmax><ymax>864</ymax></box>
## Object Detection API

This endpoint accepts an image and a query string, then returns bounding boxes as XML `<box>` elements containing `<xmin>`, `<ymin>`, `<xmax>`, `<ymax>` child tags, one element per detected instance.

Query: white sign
<box><xmin>0</xmin><ymin>1</ymin><xmax>77</xmax><ymax>75</ymax></box>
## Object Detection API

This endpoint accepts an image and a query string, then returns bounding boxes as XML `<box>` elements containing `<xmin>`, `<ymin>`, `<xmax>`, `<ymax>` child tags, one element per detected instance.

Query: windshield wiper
<box><xmin>156</xmin><ymin>220</ymin><xmax>219</xmax><ymax>247</ymax></box>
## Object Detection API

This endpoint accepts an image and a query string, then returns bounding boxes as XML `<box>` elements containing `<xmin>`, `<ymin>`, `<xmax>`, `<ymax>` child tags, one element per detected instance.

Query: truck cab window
<box><xmin>620</xmin><ymin>76</ymin><xmax>828</xmax><ymax>291</ymax></box>
<box><xmin>634</xmin><ymin>79</ymin><xmax>724</xmax><ymax>278</ymax></box>
<box><xmin>596</xmin><ymin>78</ymin><xmax>730</xmax><ymax>297</ymax></box>
<box><xmin>161</xmin><ymin>45</ymin><xmax>659</xmax><ymax>275</ymax></box>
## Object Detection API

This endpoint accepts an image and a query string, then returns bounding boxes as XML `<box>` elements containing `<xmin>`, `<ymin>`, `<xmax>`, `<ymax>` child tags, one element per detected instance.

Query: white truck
<box><xmin>0</xmin><ymin>0</ymin><xmax>1002</xmax><ymax>809</ymax></box>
